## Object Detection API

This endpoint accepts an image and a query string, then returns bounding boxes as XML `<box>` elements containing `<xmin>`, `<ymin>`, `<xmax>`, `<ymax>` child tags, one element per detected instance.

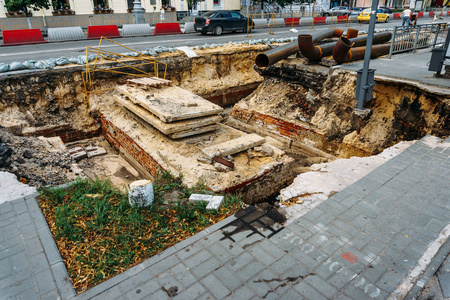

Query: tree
<box><xmin>4</xmin><ymin>0</ymin><xmax>51</xmax><ymax>15</ymax></box>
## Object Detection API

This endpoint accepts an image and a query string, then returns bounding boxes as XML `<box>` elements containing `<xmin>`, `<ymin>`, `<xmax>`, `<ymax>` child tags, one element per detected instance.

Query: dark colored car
<box><xmin>379</xmin><ymin>6</ymin><xmax>393</xmax><ymax>13</ymax></box>
<box><xmin>194</xmin><ymin>10</ymin><xmax>254</xmax><ymax>36</ymax></box>
<box><xmin>322</xmin><ymin>6</ymin><xmax>350</xmax><ymax>17</ymax></box>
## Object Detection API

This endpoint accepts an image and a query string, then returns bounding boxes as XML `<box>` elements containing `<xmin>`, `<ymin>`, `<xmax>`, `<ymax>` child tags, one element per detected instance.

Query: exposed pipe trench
<box><xmin>298</xmin><ymin>32</ymin><xmax>392</xmax><ymax>61</ymax></box>
<box><xmin>332</xmin><ymin>37</ymin><xmax>392</xmax><ymax>63</ymax></box>
<box><xmin>254</xmin><ymin>28</ymin><xmax>343</xmax><ymax>68</ymax></box>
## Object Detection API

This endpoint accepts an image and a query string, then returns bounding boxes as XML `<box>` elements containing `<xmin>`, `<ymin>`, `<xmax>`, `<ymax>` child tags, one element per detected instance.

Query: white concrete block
<box><xmin>206</xmin><ymin>196</ymin><xmax>224</xmax><ymax>210</ymax></box>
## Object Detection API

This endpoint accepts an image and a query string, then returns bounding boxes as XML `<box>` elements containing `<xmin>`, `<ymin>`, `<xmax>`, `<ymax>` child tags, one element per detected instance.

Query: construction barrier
<box><xmin>48</xmin><ymin>27</ymin><xmax>85</xmax><ymax>42</ymax></box>
<box><xmin>87</xmin><ymin>25</ymin><xmax>121</xmax><ymax>39</ymax></box>
<box><xmin>393</xmin><ymin>13</ymin><xmax>401</xmax><ymax>19</ymax></box>
<box><xmin>285</xmin><ymin>18</ymin><xmax>300</xmax><ymax>26</ymax></box>
<box><xmin>268</xmin><ymin>18</ymin><xmax>285</xmax><ymax>27</ymax></box>
<box><xmin>2</xmin><ymin>29</ymin><xmax>47</xmax><ymax>46</ymax></box>
<box><xmin>429</xmin><ymin>11</ymin><xmax>435</xmax><ymax>17</ymax></box>
<box><xmin>417</xmin><ymin>12</ymin><xmax>424</xmax><ymax>18</ymax></box>
<box><xmin>154</xmin><ymin>23</ymin><xmax>182</xmax><ymax>35</ymax></box>
<box><xmin>313</xmin><ymin>17</ymin><xmax>326</xmax><ymax>24</ymax></box>
<box><xmin>183</xmin><ymin>22</ymin><xmax>196</xmax><ymax>33</ymax></box>
<box><xmin>122</xmin><ymin>24</ymin><xmax>153</xmax><ymax>37</ymax></box>
<box><xmin>448</xmin><ymin>11</ymin><xmax>450</xmax><ymax>16</ymax></box>
<box><xmin>337</xmin><ymin>15</ymin><xmax>348</xmax><ymax>22</ymax></box>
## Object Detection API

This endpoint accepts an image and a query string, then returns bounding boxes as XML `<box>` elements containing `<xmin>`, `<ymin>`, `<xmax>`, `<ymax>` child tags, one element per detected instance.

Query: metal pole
<box><xmin>356</xmin><ymin>0</ymin><xmax>379</xmax><ymax>110</ymax></box>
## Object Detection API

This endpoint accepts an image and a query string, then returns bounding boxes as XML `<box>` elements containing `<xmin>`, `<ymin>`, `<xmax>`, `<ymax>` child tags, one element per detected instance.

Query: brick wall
<box><xmin>231</xmin><ymin>105</ymin><xmax>372</xmax><ymax>158</ymax></box>
<box><xmin>21</xmin><ymin>124</ymin><xmax>101</xmax><ymax>143</ymax></box>
<box><xmin>101</xmin><ymin>115</ymin><xmax>164</xmax><ymax>178</ymax></box>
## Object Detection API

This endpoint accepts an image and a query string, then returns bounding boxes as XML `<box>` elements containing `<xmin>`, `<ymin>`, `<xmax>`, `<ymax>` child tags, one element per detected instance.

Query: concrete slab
<box><xmin>116</xmin><ymin>85</ymin><xmax>223</xmax><ymax>123</ymax></box>
<box><xmin>114</xmin><ymin>94</ymin><xmax>221</xmax><ymax>135</ymax></box>
<box><xmin>201</xmin><ymin>133</ymin><xmax>266</xmax><ymax>159</ymax></box>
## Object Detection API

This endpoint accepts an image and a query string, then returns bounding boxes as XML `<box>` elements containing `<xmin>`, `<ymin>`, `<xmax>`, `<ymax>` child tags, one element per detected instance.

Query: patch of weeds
<box><xmin>38</xmin><ymin>171</ymin><xmax>242</xmax><ymax>293</ymax></box>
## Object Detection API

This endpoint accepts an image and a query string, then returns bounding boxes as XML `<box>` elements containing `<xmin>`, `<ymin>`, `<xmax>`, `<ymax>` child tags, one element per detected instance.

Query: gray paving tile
<box><xmin>191</xmin><ymin>256</ymin><xmax>222</xmax><ymax>279</ymax></box>
<box><xmin>128</xmin><ymin>279</ymin><xmax>160</xmax><ymax>299</ymax></box>
<box><xmin>10</xmin><ymin>251</ymin><xmax>29</xmax><ymax>273</ymax></box>
<box><xmin>200</xmin><ymin>273</ymin><xmax>231</xmax><ymax>299</ymax></box>
<box><xmin>293</xmin><ymin>280</ymin><xmax>328</xmax><ymax>300</ymax></box>
<box><xmin>226</xmin><ymin>285</ymin><xmax>255</xmax><ymax>300</ymax></box>
<box><xmin>247</xmin><ymin>244</ymin><xmax>277</xmax><ymax>266</ymax></box>
<box><xmin>226</xmin><ymin>252</ymin><xmax>254</xmax><ymax>273</ymax></box>
<box><xmin>17</xmin><ymin>288</ymin><xmax>39</xmax><ymax>300</ymax></box>
<box><xmin>303</xmin><ymin>273</ymin><xmax>338</xmax><ymax>299</ymax></box>
<box><xmin>168</xmin><ymin>263</ymin><xmax>197</xmax><ymax>288</ymax></box>
<box><xmin>208</xmin><ymin>242</ymin><xmax>234</xmax><ymax>264</ymax></box>
<box><xmin>438</xmin><ymin>272</ymin><xmax>450</xmax><ymax>298</ymax></box>
<box><xmin>328</xmin><ymin>265</ymin><xmax>357</xmax><ymax>290</ymax></box>
<box><xmin>35</xmin><ymin>268</ymin><xmax>57</xmax><ymax>296</ymax></box>
<box><xmin>376</xmin><ymin>270</ymin><xmax>404</xmax><ymax>293</ymax></box>
<box><xmin>29</xmin><ymin>252</ymin><xmax>49</xmax><ymax>274</ymax></box>
<box><xmin>361</xmin><ymin>262</ymin><xmax>388</xmax><ymax>284</ymax></box>
<box><xmin>176</xmin><ymin>240</ymin><xmax>205</xmax><ymax>260</ymax></box>
<box><xmin>214</xmin><ymin>265</ymin><xmax>243</xmax><ymax>291</ymax></box>
<box><xmin>236</xmin><ymin>260</ymin><xmax>265</xmax><ymax>281</ymax></box>
<box><xmin>269</xmin><ymin>254</ymin><xmax>301</xmax><ymax>275</ymax></box>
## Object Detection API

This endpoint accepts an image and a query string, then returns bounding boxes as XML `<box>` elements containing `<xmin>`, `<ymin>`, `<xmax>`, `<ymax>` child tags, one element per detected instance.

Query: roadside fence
<box><xmin>388</xmin><ymin>22</ymin><xmax>448</xmax><ymax>58</ymax></box>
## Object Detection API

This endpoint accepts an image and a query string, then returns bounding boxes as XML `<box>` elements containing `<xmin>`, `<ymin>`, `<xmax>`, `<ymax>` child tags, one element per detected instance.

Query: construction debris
<box><xmin>189</xmin><ymin>194</ymin><xmax>224</xmax><ymax>210</ymax></box>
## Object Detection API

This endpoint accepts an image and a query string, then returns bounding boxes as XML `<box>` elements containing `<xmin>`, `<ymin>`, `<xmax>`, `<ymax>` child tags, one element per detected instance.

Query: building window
<box><xmin>213</xmin><ymin>0</ymin><xmax>221</xmax><ymax>6</ymax></box>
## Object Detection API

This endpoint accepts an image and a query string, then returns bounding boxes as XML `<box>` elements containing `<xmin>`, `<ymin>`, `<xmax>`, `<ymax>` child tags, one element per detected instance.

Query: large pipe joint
<box><xmin>333</xmin><ymin>37</ymin><xmax>353</xmax><ymax>64</ymax></box>
<box><xmin>298</xmin><ymin>34</ymin><xmax>321</xmax><ymax>61</ymax></box>
<box><xmin>255</xmin><ymin>53</ymin><xmax>270</xmax><ymax>68</ymax></box>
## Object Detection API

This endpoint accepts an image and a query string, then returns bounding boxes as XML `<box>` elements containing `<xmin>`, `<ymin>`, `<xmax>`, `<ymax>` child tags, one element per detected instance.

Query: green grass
<box><xmin>38</xmin><ymin>171</ymin><xmax>242</xmax><ymax>293</ymax></box>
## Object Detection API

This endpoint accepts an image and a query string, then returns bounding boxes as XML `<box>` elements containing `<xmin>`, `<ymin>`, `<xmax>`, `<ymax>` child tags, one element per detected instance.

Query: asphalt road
<box><xmin>0</xmin><ymin>19</ymin><xmax>404</xmax><ymax>65</ymax></box>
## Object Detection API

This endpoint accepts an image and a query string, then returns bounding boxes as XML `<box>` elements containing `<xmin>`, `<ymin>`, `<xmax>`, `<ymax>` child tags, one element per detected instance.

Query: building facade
<box><xmin>0</xmin><ymin>0</ymin><xmax>241</xmax><ymax>18</ymax></box>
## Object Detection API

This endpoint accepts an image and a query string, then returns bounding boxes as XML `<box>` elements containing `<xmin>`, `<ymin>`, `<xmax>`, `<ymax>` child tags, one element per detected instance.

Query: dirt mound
<box><xmin>0</xmin><ymin>127</ymin><xmax>75</xmax><ymax>187</ymax></box>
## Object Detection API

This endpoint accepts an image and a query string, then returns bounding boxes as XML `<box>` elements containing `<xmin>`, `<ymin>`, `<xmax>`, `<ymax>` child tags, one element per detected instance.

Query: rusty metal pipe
<box><xmin>348</xmin><ymin>32</ymin><xmax>392</xmax><ymax>47</ymax></box>
<box><xmin>300</xmin><ymin>32</ymin><xmax>392</xmax><ymax>61</ymax></box>
<box><xmin>333</xmin><ymin>37</ymin><xmax>391</xmax><ymax>63</ymax></box>
<box><xmin>346</xmin><ymin>28</ymin><xmax>359</xmax><ymax>39</ymax></box>
<box><xmin>255</xmin><ymin>28</ymin><xmax>343</xmax><ymax>68</ymax></box>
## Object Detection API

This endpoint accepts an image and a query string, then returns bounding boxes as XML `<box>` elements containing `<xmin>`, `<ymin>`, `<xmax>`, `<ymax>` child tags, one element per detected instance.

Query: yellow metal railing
<box><xmin>246</xmin><ymin>13</ymin><xmax>276</xmax><ymax>37</ymax></box>
<box><xmin>82</xmin><ymin>36</ymin><xmax>167</xmax><ymax>105</ymax></box>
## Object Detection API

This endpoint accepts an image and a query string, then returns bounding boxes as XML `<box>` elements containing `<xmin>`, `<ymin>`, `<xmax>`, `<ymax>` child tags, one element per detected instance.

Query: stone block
<box><xmin>201</xmin><ymin>134</ymin><xmax>266</xmax><ymax>159</ymax></box>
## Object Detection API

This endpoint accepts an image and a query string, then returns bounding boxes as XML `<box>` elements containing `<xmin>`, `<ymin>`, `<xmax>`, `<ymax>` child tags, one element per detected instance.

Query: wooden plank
<box><xmin>201</xmin><ymin>134</ymin><xmax>266</xmax><ymax>158</ymax></box>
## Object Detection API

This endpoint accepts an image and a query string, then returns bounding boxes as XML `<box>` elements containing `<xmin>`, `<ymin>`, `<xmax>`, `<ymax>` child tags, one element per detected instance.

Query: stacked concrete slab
<box><xmin>114</xmin><ymin>78</ymin><xmax>223</xmax><ymax>139</ymax></box>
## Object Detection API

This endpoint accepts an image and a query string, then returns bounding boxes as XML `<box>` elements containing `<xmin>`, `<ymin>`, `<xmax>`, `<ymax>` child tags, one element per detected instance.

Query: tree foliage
<box><xmin>5</xmin><ymin>0</ymin><xmax>51</xmax><ymax>12</ymax></box>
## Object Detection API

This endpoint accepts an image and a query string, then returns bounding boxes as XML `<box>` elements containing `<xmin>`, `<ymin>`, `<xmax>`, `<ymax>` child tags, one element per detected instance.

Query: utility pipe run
<box><xmin>255</xmin><ymin>28</ymin><xmax>343</xmax><ymax>68</ymax></box>
<box><xmin>299</xmin><ymin>31</ymin><xmax>391</xmax><ymax>61</ymax></box>
<box><xmin>332</xmin><ymin>37</ymin><xmax>391</xmax><ymax>64</ymax></box>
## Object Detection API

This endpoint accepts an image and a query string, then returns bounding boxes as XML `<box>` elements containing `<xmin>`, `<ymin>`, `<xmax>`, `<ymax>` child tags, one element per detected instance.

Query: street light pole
<box><xmin>355</xmin><ymin>0</ymin><xmax>379</xmax><ymax>110</ymax></box>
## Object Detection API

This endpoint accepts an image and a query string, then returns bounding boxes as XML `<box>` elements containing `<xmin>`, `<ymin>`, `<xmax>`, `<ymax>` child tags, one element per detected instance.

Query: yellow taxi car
<box><xmin>358</xmin><ymin>8</ymin><xmax>389</xmax><ymax>23</ymax></box>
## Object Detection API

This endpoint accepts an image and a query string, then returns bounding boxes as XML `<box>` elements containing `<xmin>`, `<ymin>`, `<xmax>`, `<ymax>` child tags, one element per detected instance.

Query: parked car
<box><xmin>357</xmin><ymin>8</ymin><xmax>389</xmax><ymax>22</ymax></box>
<box><xmin>322</xmin><ymin>6</ymin><xmax>350</xmax><ymax>17</ymax></box>
<box><xmin>379</xmin><ymin>6</ymin><xmax>393</xmax><ymax>13</ymax></box>
<box><xmin>349</xmin><ymin>7</ymin><xmax>365</xmax><ymax>15</ymax></box>
<box><xmin>194</xmin><ymin>10</ymin><xmax>254</xmax><ymax>36</ymax></box>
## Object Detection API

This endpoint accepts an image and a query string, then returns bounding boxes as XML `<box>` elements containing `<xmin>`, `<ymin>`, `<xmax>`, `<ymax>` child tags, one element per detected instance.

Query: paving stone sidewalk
<box><xmin>1</xmin><ymin>135</ymin><xmax>449</xmax><ymax>299</ymax></box>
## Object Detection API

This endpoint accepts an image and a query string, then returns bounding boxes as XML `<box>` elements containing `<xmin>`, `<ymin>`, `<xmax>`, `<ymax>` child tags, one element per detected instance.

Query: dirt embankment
<box><xmin>233</xmin><ymin>64</ymin><xmax>450</xmax><ymax>157</ymax></box>
<box><xmin>0</xmin><ymin>44</ymin><xmax>265</xmax><ymax>141</ymax></box>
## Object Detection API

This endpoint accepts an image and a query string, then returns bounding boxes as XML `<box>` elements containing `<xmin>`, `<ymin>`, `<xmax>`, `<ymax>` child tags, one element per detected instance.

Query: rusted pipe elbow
<box><xmin>332</xmin><ymin>37</ymin><xmax>353</xmax><ymax>64</ymax></box>
<box><xmin>333</xmin><ymin>28</ymin><xmax>344</xmax><ymax>37</ymax></box>
<box><xmin>298</xmin><ymin>34</ymin><xmax>323</xmax><ymax>61</ymax></box>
